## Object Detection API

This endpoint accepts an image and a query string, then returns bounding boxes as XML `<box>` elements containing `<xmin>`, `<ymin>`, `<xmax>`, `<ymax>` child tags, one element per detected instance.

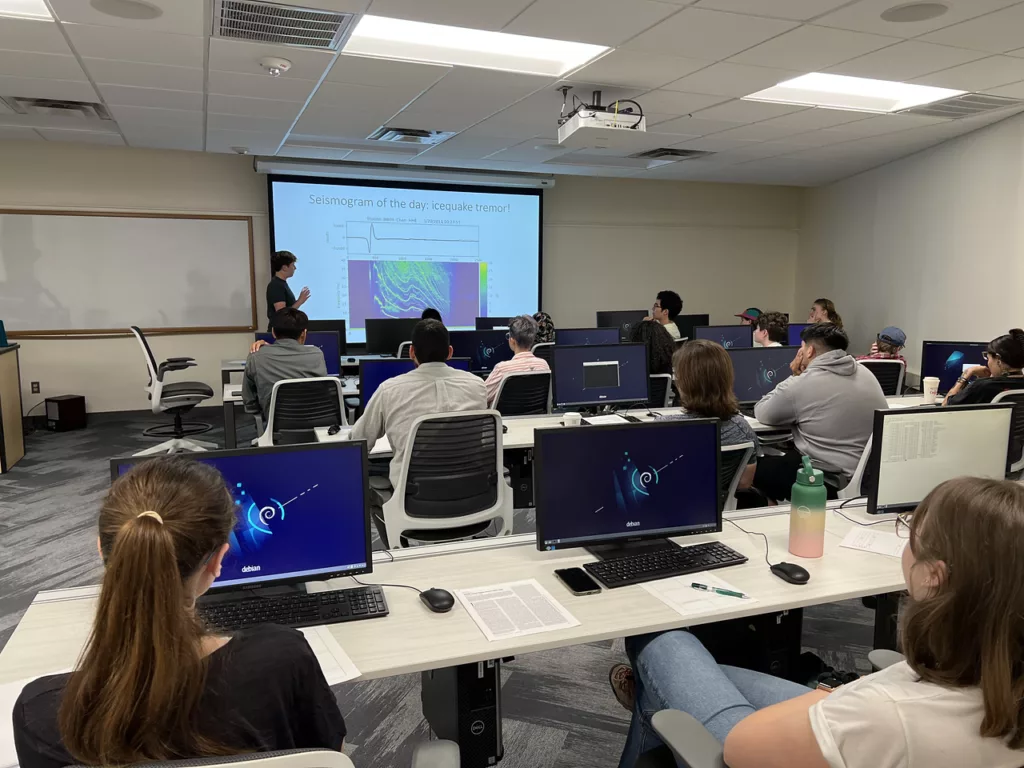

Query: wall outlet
<box><xmin>30</xmin><ymin>381</ymin><xmax>40</xmax><ymax>394</ymax></box>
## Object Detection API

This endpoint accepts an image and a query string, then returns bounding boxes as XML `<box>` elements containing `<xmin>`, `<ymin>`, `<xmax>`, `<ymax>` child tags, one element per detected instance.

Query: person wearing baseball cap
<box><xmin>858</xmin><ymin>326</ymin><xmax>907</xmax><ymax>363</ymax></box>
<box><xmin>736</xmin><ymin>308</ymin><xmax>762</xmax><ymax>325</ymax></box>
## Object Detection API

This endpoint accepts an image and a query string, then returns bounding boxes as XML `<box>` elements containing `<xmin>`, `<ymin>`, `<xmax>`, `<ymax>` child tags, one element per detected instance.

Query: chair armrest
<box><xmin>157</xmin><ymin>359</ymin><xmax>197</xmax><ymax>380</ymax></box>
<box><xmin>651</xmin><ymin>711</ymin><xmax>726</xmax><ymax>768</ymax></box>
<box><xmin>410</xmin><ymin>740</ymin><xmax>460</xmax><ymax>768</ymax></box>
<box><xmin>166</xmin><ymin>356</ymin><xmax>195</xmax><ymax>363</ymax></box>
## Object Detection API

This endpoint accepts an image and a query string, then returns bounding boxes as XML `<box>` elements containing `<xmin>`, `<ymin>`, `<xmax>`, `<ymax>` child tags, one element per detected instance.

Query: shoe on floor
<box><xmin>609</xmin><ymin>663</ymin><xmax>636</xmax><ymax>712</ymax></box>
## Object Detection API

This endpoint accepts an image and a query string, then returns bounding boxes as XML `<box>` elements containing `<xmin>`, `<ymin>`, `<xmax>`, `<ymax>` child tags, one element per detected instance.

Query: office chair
<box><xmin>256</xmin><ymin>377</ymin><xmax>347</xmax><ymax>447</ymax></box>
<box><xmin>836</xmin><ymin>436</ymin><xmax>872</xmax><ymax>500</ymax></box>
<box><xmin>398</xmin><ymin>341</ymin><xmax>412</xmax><ymax>359</ymax></box>
<box><xmin>130</xmin><ymin>326</ymin><xmax>217</xmax><ymax>455</ymax></box>
<box><xmin>857</xmin><ymin>359</ymin><xmax>905</xmax><ymax>396</ymax></box>
<box><xmin>992</xmin><ymin>389</ymin><xmax>1024</xmax><ymax>475</ymax></box>
<box><xmin>381</xmin><ymin>410</ymin><xmax>513</xmax><ymax>548</ymax></box>
<box><xmin>493</xmin><ymin>371</ymin><xmax>551</xmax><ymax>416</ymax></box>
<box><xmin>68</xmin><ymin>744</ymin><xmax>461</xmax><ymax>768</ymax></box>
<box><xmin>648</xmin><ymin>374</ymin><xmax>673</xmax><ymax>409</ymax></box>
<box><xmin>720</xmin><ymin>442</ymin><xmax>755</xmax><ymax>513</ymax></box>
<box><xmin>531</xmin><ymin>341</ymin><xmax>555</xmax><ymax>367</ymax></box>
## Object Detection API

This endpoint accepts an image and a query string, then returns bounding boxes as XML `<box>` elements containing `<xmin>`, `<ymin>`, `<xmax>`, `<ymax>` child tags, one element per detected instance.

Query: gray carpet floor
<box><xmin>0</xmin><ymin>409</ymin><xmax>877</xmax><ymax>767</ymax></box>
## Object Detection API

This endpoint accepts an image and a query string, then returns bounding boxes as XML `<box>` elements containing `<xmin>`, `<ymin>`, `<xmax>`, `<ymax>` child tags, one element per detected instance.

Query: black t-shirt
<box><xmin>947</xmin><ymin>374</ymin><xmax>1024</xmax><ymax>406</ymax></box>
<box><xmin>13</xmin><ymin>625</ymin><xmax>346</xmax><ymax>768</ymax></box>
<box><xmin>266</xmin><ymin>276</ymin><xmax>296</xmax><ymax>323</ymax></box>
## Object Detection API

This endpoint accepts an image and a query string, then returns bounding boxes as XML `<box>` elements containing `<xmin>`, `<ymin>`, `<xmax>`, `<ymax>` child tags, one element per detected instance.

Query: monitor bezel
<box><xmin>475</xmin><ymin>316</ymin><xmax>512</xmax><ymax>330</ymax></box>
<box><xmin>306</xmin><ymin>320</ymin><xmax>348</xmax><ymax>355</ymax></box>
<box><xmin>533</xmin><ymin>418</ymin><xmax>723</xmax><ymax>551</ymax></box>
<box><xmin>693</xmin><ymin>325</ymin><xmax>754</xmax><ymax>348</ymax></box>
<box><xmin>864</xmin><ymin>402</ymin><xmax>1014</xmax><ymax>515</ymax></box>
<box><xmin>919</xmin><ymin>339</ymin><xmax>989</xmax><ymax>395</ymax></box>
<box><xmin>726</xmin><ymin>345</ymin><xmax>799</xmax><ymax>405</ymax></box>
<box><xmin>551</xmin><ymin>342</ymin><xmax>650</xmax><ymax>408</ymax></box>
<box><xmin>555</xmin><ymin>327</ymin><xmax>623</xmax><ymax>346</ymax></box>
<box><xmin>358</xmin><ymin>357</ymin><xmax>472</xmax><ymax>408</ymax></box>
<box><xmin>786</xmin><ymin>323</ymin><xmax>810</xmax><ymax>346</ymax></box>
<box><xmin>108</xmin><ymin>441</ymin><xmax>374</xmax><ymax>592</ymax></box>
<box><xmin>595</xmin><ymin>310</ymin><xmax>648</xmax><ymax>342</ymax></box>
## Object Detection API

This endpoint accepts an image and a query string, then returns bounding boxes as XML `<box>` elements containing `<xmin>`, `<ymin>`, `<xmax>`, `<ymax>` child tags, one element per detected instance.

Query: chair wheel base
<box><xmin>143</xmin><ymin>421</ymin><xmax>212</xmax><ymax>438</ymax></box>
<box><xmin>133</xmin><ymin>437</ymin><xmax>219</xmax><ymax>456</ymax></box>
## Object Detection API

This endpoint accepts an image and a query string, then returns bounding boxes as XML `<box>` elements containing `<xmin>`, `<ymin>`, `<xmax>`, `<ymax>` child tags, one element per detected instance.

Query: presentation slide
<box><xmin>269</xmin><ymin>178</ymin><xmax>542</xmax><ymax>343</ymax></box>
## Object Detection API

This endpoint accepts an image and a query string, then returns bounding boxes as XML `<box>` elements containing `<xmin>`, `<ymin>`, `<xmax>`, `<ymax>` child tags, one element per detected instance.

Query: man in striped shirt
<box><xmin>485</xmin><ymin>315</ymin><xmax>550</xmax><ymax>406</ymax></box>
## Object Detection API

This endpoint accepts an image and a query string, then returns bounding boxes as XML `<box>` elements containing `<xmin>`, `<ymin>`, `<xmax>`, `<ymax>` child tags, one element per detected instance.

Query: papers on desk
<box><xmin>641</xmin><ymin>571</ymin><xmax>757</xmax><ymax>618</ymax></box>
<box><xmin>456</xmin><ymin>579</ymin><xmax>580</xmax><ymax>642</ymax></box>
<box><xmin>299</xmin><ymin>626</ymin><xmax>361</xmax><ymax>685</ymax></box>
<box><xmin>583</xmin><ymin>414</ymin><xmax>631</xmax><ymax>426</ymax></box>
<box><xmin>840</xmin><ymin>528</ymin><xmax>908</xmax><ymax>558</ymax></box>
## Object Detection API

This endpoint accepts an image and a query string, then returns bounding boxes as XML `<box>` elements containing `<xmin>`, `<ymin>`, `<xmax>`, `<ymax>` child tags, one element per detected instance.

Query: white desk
<box><xmin>0</xmin><ymin>506</ymin><xmax>903</xmax><ymax>684</ymax></box>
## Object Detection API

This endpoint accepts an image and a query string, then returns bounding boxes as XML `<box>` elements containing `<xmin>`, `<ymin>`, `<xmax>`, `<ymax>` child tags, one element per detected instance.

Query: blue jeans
<box><xmin>618</xmin><ymin>631</ymin><xmax>810</xmax><ymax>768</ymax></box>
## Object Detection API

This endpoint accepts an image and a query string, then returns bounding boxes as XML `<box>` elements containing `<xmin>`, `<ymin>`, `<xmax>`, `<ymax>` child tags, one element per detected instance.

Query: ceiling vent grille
<box><xmin>899</xmin><ymin>92</ymin><xmax>1024</xmax><ymax>119</ymax></box>
<box><xmin>367</xmin><ymin>127</ymin><xmax>457</xmax><ymax>145</ymax></box>
<box><xmin>214</xmin><ymin>0</ymin><xmax>356</xmax><ymax>49</ymax></box>
<box><xmin>1</xmin><ymin>97</ymin><xmax>111</xmax><ymax>120</ymax></box>
<box><xmin>629</xmin><ymin>148</ymin><xmax>713</xmax><ymax>161</ymax></box>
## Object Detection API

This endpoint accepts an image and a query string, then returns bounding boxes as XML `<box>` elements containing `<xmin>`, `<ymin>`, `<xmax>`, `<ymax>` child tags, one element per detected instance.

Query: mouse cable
<box><xmin>832</xmin><ymin>508</ymin><xmax>893</xmax><ymax>528</ymax></box>
<box><xmin>726</xmin><ymin>518</ymin><xmax>774</xmax><ymax>567</ymax></box>
<box><xmin>349</xmin><ymin>548</ymin><xmax>422</xmax><ymax>593</ymax></box>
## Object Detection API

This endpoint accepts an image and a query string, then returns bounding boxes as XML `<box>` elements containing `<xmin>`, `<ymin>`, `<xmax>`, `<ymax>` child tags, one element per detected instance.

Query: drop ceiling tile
<box><xmin>708</xmin><ymin>121</ymin><xmax>805</xmax><ymax>141</ymax></box>
<box><xmin>729</xmin><ymin>25</ymin><xmax>899</xmax><ymax>70</ymax></box>
<box><xmin>919</xmin><ymin>4</ymin><xmax>1024</xmax><ymax>53</ymax></box>
<box><xmin>571</xmin><ymin>50</ymin><xmax>710</xmax><ymax>89</ymax></box>
<box><xmin>49</xmin><ymin>0</ymin><xmax>205</xmax><ymax>35</ymax></box>
<box><xmin>364</xmin><ymin>0</ymin><xmax>534</xmax><ymax>30</ymax></box>
<box><xmin>651</xmin><ymin>115</ymin><xmax>743</xmax><ymax>134</ymax></box>
<box><xmin>120</xmin><ymin>123</ymin><xmax>203</xmax><ymax>151</ymax></box>
<box><xmin>985</xmin><ymin>80</ymin><xmax>1024</xmax><ymax>98</ymax></box>
<box><xmin>778</xmin><ymin>128</ymin><xmax>859</xmax><ymax>146</ymax></box>
<box><xmin>100</xmin><ymin>84</ymin><xmax>203</xmax><ymax>110</ymax></box>
<box><xmin>815</xmin><ymin>113</ymin><xmax>948</xmax><ymax>139</ymax></box>
<box><xmin>693</xmin><ymin>99</ymin><xmax>808</xmax><ymax>122</ymax></box>
<box><xmin>417</xmin><ymin>133</ymin><xmax>521</xmax><ymax>159</ymax></box>
<box><xmin>748</xmin><ymin>106</ymin><xmax>872</xmax><ymax>132</ymax></box>
<box><xmin>36</xmin><ymin>128</ymin><xmax>124</xmax><ymax>145</ymax></box>
<box><xmin>623</xmin><ymin>8</ymin><xmax>799</xmax><ymax>60</ymax></box>
<box><xmin>0</xmin><ymin>18</ymin><xmax>72</xmax><ymax>54</ymax></box>
<box><xmin>279</xmin><ymin>145</ymin><xmax>355</xmax><ymax>161</ymax></box>
<box><xmin>662</xmin><ymin>62</ymin><xmax>801</xmax><ymax>96</ymax></box>
<box><xmin>0</xmin><ymin>51</ymin><xmax>87</xmax><ymax>81</ymax></box>
<box><xmin>0</xmin><ymin>75</ymin><xmax>97</xmax><ymax>102</ymax></box>
<box><xmin>503</xmin><ymin>0</ymin><xmax>679</xmax><ymax>46</ymax></box>
<box><xmin>1009</xmin><ymin>48</ymin><xmax>1024</xmax><ymax>58</ymax></box>
<box><xmin>110</xmin><ymin>104</ymin><xmax>204</xmax><ymax>129</ymax></box>
<box><xmin>206</xmin><ymin>129</ymin><xmax>285</xmax><ymax>155</ymax></box>
<box><xmin>485</xmin><ymin>139</ymin><xmax>572</xmax><ymax>163</ymax></box>
<box><xmin>292</xmin><ymin>108</ymin><xmax>387</xmax><ymax>140</ymax></box>
<box><xmin>208</xmin><ymin>37</ymin><xmax>335</xmax><ymax>80</ymax></box>
<box><xmin>633</xmin><ymin>89</ymin><xmax>729</xmax><ymax>114</ymax></box>
<box><xmin>914</xmin><ymin>56</ymin><xmax>1024</xmax><ymax>91</ymax></box>
<box><xmin>207</xmin><ymin>94</ymin><xmax>305</xmax><ymax>119</ymax></box>
<box><xmin>83</xmin><ymin>58</ymin><xmax>203</xmax><ymax>91</ymax></box>
<box><xmin>694</xmin><ymin>0</ymin><xmax>852</xmax><ymax>21</ymax></box>
<box><xmin>327</xmin><ymin>54</ymin><xmax>450</xmax><ymax>90</ymax></box>
<box><xmin>669</xmin><ymin>135</ymin><xmax>762</xmax><ymax>152</ymax></box>
<box><xmin>314</xmin><ymin>79</ymin><xmax>426</xmax><ymax>113</ymax></box>
<box><xmin>825</xmin><ymin>40</ymin><xmax>988</xmax><ymax>80</ymax></box>
<box><xmin>64</xmin><ymin>23</ymin><xmax>203</xmax><ymax>68</ymax></box>
<box><xmin>813</xmin><ymin>0</ymin><xmax>1020</xmax><ymax>38</ymax></box>
<box><xmin>0</xmin><ymin>126</ymin><xmax>42</xmax><ymax>140</ymax></box>
<box><xmin>207</xmin><ymin>70</ymin><xmax>319</xmax><ymax>102</ymax></box>
<box><xmin>207</xmin><ymin>112</ymin><xmax>297</xmax><ymax>133</ymax></box>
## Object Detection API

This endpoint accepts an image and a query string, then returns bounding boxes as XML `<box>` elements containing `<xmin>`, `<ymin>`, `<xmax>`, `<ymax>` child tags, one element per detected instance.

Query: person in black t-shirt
<box><xmin>944</xmin><ymin>329</ymin><xmax>1024</xmax><ymax>406</ymax></box>
<box><xmin>266</xmin><ymin>250</ymin><xmax>310</xmax><ymax>330</ymax></box>
<box><xmin>13</xmin><ymin>458</ymin><xmax>346</xmax><ymax>768</ymax></box>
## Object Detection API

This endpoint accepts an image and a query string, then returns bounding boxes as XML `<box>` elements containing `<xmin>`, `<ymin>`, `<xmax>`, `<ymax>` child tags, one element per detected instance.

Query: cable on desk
<box><xmin>832</xmin><ymin>508</ymin><xmax>894</xmax><ymax>528</ymax></box>
<box><xmin>353</xmin><ymin>548</ymin><xmax>422</xmax><ymax>593</ymax></box>
<box><xmin>726</xmin><ymin>518</ymin><xmax>774</xmax><ymax>567</ymax></box>
<box><xmin>838</xmin><ymin>496</ymin><xmax>866</xmax><ymax>509</ymax></box>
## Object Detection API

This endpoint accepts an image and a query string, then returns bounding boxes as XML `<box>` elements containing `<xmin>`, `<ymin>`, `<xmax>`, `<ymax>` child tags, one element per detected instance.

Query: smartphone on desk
<box><xmin>555</xmin><ymin>567</ymin><xmax>602</xmax><ymax>596</ymax></box>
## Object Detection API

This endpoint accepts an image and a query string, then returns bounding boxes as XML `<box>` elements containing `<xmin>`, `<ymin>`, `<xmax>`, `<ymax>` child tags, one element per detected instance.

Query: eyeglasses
<box><xmin>983</xmin><ymin>351</ymin><xmax>998</xmax><ymax>361</ymax></box>
<box><xmin>895</xmin><ymin>512</ymin><xmax>911</xmax><ymax>539</ymax></box>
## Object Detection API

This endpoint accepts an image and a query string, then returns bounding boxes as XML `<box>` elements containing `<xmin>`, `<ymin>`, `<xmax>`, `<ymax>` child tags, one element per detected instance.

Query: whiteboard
<box><xmin>0</xmin><ymin>211</ymin><xmax>256</xmax><ymax>334</ymax></box>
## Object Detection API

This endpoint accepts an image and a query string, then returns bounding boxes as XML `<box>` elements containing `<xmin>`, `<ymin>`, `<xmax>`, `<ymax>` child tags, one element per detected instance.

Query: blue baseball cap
<box><xmin>878</xmin><ymin>326</ymin><xmax>906</xmax><ymax>347</ymax></box>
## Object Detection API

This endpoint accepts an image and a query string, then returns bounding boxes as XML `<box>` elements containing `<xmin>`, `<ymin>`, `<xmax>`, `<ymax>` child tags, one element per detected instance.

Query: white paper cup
<box><xmin>922</xmin><ymin>377</ymin><xmax>940</xmax><ymax>403</ymax></box>
<box><xmin>563</xmin><ymin>412</ymin><xmax>582</xmax><ymax>426</ymax></box>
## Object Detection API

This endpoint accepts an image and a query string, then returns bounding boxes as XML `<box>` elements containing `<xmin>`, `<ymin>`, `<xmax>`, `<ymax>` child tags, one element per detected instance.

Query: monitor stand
<box><xmin>586</xmin><ymin>537</ymin><xmax>681</xmax><ymax>561</ymax></box>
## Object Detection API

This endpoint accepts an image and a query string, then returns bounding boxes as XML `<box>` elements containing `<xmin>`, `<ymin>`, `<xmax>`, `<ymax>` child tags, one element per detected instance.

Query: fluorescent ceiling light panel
<box><xmin>743</xmin><ymin>73</ymin><xmax>965</xmax><ymax>114</ymax></box>
<box><xmin>0</xmin><ymin>0</ymin><xmax>52</xmax><ymax>19</ymax></box>
<box><xmin>344</xmin><ymin>15</ymin><xmax>608</xmax><ymax>77</ymax></box>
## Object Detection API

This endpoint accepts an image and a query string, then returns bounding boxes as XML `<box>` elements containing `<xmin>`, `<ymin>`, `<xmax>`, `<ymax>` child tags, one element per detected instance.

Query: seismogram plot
<box><xmin>348</xmin><ymin>260</ymin><xmax>481</xmax><ymax>326</ymax></box>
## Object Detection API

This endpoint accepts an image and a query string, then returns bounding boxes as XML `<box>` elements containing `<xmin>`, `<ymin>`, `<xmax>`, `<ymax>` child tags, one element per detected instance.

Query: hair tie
<box><xmin>136</xmin><ymin>511</ymin><xmax>164</xmax><ymax>524</ymax></box>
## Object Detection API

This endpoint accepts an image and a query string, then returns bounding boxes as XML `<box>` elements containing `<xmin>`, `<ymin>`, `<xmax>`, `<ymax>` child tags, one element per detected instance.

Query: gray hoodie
<box><xmin>754</xmin><ymin>349</ymin><xmax>888</xmax><ymax>479</ymax></box>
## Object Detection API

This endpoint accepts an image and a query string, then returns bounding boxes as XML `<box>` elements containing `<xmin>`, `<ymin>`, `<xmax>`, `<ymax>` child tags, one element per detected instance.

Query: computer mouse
<box><xmin>419</xmin><ymin>588</ymin><xmax>456</xmax><ymax>613</ymax></box>
<box><xmin>770</xmin><ymin>562</ymin><xmax>811</xmax><ymax>585</ymax></box>
<box><xmin>327</xmin><ymin>424</ymin><xmax>341</xmax><ymax>436</ymax></box>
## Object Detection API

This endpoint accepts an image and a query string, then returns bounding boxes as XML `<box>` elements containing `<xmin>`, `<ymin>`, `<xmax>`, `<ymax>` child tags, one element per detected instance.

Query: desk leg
<box><xmin>223</xmin><ymin>401</ymin><xmax>237</xmax><ymax>449</ymax></box>
<box><xmin>873</xmin><ymin>592</ymin><xmax>902</xmax><ymax>652</ymax></box>
<box><xmin>422</xmin><ymin>660</ymin><xmax>503</xmax><ymax>768</ymax></box>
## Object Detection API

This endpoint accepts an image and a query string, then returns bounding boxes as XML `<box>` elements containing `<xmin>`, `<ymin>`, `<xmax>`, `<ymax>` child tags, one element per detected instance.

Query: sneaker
<box><xmin>609</xmin><ymin>663</ymin><xmax>636</xmax><ymax>712</ymax></box>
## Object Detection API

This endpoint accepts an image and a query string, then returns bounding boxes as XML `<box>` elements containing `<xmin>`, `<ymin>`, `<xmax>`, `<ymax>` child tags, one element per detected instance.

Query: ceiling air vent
<box><xmin>214</xmin><ymin>0</ymin><xmax>356</xmax><ymax>50</ymax></box>
<box><xmin>629</xmin><ymin>148</ymin><xmax>713</xmax><ymax>161</ymax></box>
<box><xmin>898</xmin><ymin>93</ymin><xmax>1024</xmax><ymax>119</ymax></box>
<box><xmin>2</xmin><ymin>97</ymin><xmax>111</xmax><ymax>120</ymax></box>
<box><xmin>367</xmin><ymin>127</ymin><xmax>457</xmax><ymax>145</ymax></box>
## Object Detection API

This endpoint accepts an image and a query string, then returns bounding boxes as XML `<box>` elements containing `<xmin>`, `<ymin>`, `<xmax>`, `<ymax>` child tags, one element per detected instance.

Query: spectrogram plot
<box><xmin>348</xmin><ymin>260</ymin><xmax>482</xmax><ymax>326</ymax></box>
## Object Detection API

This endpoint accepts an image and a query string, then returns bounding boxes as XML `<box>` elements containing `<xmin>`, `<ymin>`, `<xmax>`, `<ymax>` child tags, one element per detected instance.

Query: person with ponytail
<box><xmin>13</xmin><ymin>458</ymin><xmax>346</xmax><ymax>768</ymax></box>
<box><xmin>808</xmin><ymin>298</ymin><xmax>843</xmax><ymax>329</ymax></box>
<box><xmin>944</xmin><ymin>329</ymin><xmax>1024</xmax><ymax>406</ymax></box>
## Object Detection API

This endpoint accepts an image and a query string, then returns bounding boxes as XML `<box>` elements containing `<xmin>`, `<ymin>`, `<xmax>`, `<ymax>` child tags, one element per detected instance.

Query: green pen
<box><xmin>691</xmin><ymin>582</ymin><xmax>748</xmax><ymax>599</ymax></box>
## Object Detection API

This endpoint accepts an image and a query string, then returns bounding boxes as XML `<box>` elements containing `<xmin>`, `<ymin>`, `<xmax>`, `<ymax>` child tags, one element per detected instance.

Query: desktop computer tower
<box><xmin>422</xmin><ymin>660</ymin><xmax>503</xmax><ymax>767</ymax></box>
<box><xmin>45</xmin><ymin>395</ymin><xmax>86</xmax><ymax>432</ymax></box>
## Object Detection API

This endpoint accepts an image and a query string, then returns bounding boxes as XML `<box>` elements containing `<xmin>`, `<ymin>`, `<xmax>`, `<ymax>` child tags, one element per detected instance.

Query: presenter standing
<box><xmin>266</xmin><ymin>250</ymin><xmax>310</xmax><ymax>330</ymax></box>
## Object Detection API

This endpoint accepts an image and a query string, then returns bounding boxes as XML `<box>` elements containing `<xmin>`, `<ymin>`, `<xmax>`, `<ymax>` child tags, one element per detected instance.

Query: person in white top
<box><xmin>612</xmin><ymin>476</ymin><xmax>1024</xmax><ymax>768</ymax></box>
<box><xmin>643</xmin><ymin>290</ymin><xmax>683</xmax><ymax>341</ymax></box>
<box><xmin>754</xmin><ymin>310</ymin><xmax>788</xmax><ymax>348</ymax></box>
<box><xmin>484</xmin><ymin>315</ymin><xmax>549</xmax><ymax>407</ymax></box>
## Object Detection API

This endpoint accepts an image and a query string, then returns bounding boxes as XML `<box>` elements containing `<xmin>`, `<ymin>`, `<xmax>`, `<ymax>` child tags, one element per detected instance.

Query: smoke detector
<box><xmin>259</xmin><ymin>57</ymin><xmax>291</xmax><ymax>77</ymax></box>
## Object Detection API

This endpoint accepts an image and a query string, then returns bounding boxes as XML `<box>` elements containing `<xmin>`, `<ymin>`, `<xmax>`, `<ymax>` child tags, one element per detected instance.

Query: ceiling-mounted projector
<box><xmin>556</xmin><ymin>88</ymin><xmax>647</xmax><ymax>150</ymax></box>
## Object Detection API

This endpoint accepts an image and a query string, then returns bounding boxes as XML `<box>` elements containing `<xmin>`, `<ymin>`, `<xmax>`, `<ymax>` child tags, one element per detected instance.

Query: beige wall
<box><xmin>0</xmin><ymin>141</ymin><xmax>803</xmax><ymax>413</ymax></box>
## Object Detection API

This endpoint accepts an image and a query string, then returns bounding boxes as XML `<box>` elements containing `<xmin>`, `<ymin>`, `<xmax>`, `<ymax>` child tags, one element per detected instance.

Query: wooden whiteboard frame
<box><xmin>2</xmin><ymin>209</ymin><xmax>258</xmax><ymax>337</ymax></box>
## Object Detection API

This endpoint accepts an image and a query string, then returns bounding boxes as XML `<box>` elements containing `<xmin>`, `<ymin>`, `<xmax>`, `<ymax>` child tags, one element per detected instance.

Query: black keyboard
<box><xmin>583</xmin><ymin>542</ymin><xmax>748</xmax><ymax>588</ymax></box>
<box><xmin>622</xmin><ymin>414</ymin><xmax>643</xmax><ymax>423</ymax></box>
<box><xmin>739</xmin><ymin>403</ymin><xmax>757</xmax><ymax>417</ymax></box>
<box><xmin>198</xmin><ymin>585</ymin><xmax>388</xmax><ymax>631</ymax></box>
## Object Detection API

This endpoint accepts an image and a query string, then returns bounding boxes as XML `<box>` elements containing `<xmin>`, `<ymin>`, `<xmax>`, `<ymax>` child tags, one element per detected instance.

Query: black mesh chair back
<box><xmin>269</xmin><ymin>379</ymin><xmax>343</xmax><ymax>442</ymax></box>
<box><xmin>495</xmin><ymin>372</ymin><xmax>550</xmax><ymax>416</ymax></box>
<box><xmin>648</xmin><ymin>374</ymin><xmax>672</xmax><ymax>409</ymax></box>
<box><xmin>992</xmin><ymin>389</ymin><xmax>1024</xmax><ymax>474</ymax></box>
<box><xmin>857</xmin><ymin>359</ymin><xmax>905</xmax><ymax>396</ymax></box>
<box><xmin>404</xmin><ymin>413</ymin><xmax>500</xmax><ymax>519</ymax></box>
<box><xmin>532</xmin><ymin>342</ymin><xmax>555</xmax><ymax>367</ymax></box>
<box><xmin>719</xmin><ymin>442</ymin><xmax>754</xmax><ymax>511</ymax></box>
<box><xmin>398</xmin><ymin>341</ymin><xmax>412</xmax><ymax>359</ymax></box>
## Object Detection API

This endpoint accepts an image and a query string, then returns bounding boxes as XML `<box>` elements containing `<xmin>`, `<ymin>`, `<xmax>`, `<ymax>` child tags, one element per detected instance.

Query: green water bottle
<box><xmin>789</xmin><ymin>456</ymin><xmax>826</xmax><ymax>558</ymax></box>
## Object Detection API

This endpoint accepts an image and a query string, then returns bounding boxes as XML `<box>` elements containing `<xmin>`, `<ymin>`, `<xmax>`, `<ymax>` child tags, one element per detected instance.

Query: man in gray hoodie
<box><xmin>753</xmin><ymin>323</ymin><xmax>887</xmax><ymax>501</ymax></box>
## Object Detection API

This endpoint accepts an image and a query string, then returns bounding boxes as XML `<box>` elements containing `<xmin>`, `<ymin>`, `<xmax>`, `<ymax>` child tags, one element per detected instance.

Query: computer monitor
<box><xmin>675</xmin><ymin>314</ymin><xmax>710</xmax><ymax>341</ymax></box>
<box><xmin>110</xmin><ymin>442</ymin><xmax>372</xmax><ymax>591</ymax></box>
<box><xmin>921</xmin><ymin>340</ymin><xmax>988</xmax><ymax>395</ymax></box>
<box><xmin>448</xmin><ymin>329</ymin><xmax>515</xmax><ymax>373</ymax></box>
<box><xmin>552</xmin><ymin>343</ymin><xmax>648</xmax><ymax>408</ymax></box>
<box><xmin>359</xmin><ymin>357</ymin><xmax>472</xmax><ymax>408</ymax></box>
<box><xmin>596</xmin><ymin>310</ymin><xmax>647</xmax><ymax>342</ymax></box>
<box><xmin>534</xmin><ymin>419</ymin><xmax>722</xmax><ymax>555</ymax></box>
<box><xmin>694</xmin><ymin>325</ymin><xmax>753</xmax><ymax>349</ymax></box>
<box><xmin>254</xmin><ymin>331</ymin><xmax>341</xmax><ymax>376</ymax></box>
<box><xmin>787</xmin><ymin>323</ymin><xmax>810</xmax><ymax>346</ymax></box>
<box><xmin>364</xmin><ymin>318</ymin><xmax>420</xmax><ymax>356</ymax></box>
<box><xmin>728</xmin><ymin>346</ymin><xmax>796</xmax><ymax>404</ymax></box>
<box><xmin>475</xmin><ymin>316</ymin><xmax>510</xmax><ymax>330</ymax></box>
<box><xmin>865</xmin><ymin>404</ymin><xmax>1012</xmax><ymax>515</ymax></box>
<box><xmin>557</xmin><ymin>327</ymin><xmax>621</xmax><ymax>346</ymax></box>
<box><xmin>306</xmin><ymin>320</ymin><xmax>347</xmax><ymax>355</ymax></box>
